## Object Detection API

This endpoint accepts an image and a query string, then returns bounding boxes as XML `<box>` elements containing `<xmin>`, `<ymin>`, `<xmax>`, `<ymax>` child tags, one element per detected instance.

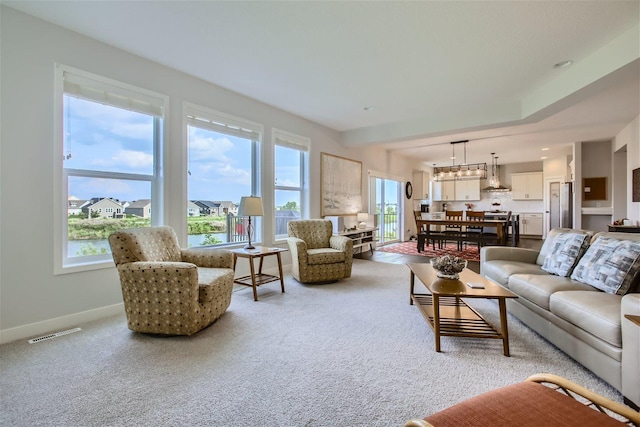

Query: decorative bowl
<box><xmin>431</xmin><ymin>255</ymin><xmax>468</xmax><ymax>279</ymax></box>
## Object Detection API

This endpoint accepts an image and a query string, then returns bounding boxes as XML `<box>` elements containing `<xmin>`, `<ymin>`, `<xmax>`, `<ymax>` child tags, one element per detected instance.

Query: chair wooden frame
<box><xmin>442</xmin><ymin>210</ymin><xmax>464</xmax><ymax>250</ymax></box>
<box><xmin>404</xmin><ymin>373</ymin><xmax>640</xmax><ymax>427</ymax></box>
<box><xmin>464</xmin><ymin>210</ymin><xmax>485</xmax><ymax>249</ymax></box>
<box><xmin>415</xmin><ymin>210</ymin><xmax>440</xmax><ymax>250</ymax></box>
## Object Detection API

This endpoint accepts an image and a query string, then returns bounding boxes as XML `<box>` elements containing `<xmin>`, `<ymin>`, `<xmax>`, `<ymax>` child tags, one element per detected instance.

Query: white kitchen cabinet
<box><xmin>432</xmin><ymin>180</ymin><xmax>455</xmax><ymax>201</ymax></box>
<box><xmin>519</xmin><ymin>213</ymin><xmax>543</xmax><ymax>236</ymax></box>
<box><xmin>454</xmin><ymin>179</ymin><xmax>481</xmax><ymax>201</ymax></box>
<box><xmin>412</xmin><ymin>171</ymin><xmax>430</xmax><ymax>200</ymax></box>
<box><xmin>511</xmin><ymin>172</ymin><xmax>543</xmax><ymax>200</ymax></box>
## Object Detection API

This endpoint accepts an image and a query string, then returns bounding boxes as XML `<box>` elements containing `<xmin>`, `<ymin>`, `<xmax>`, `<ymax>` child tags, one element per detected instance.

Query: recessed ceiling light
<box><xmin>541</xmin><ymin>156</ymin><xmax>548</xmax><ymax>160</ymax></box>
<box><xmin>363</xmin><ymin>106</ymin><xmax>375</xmax><ymax>111</ymax></box>
<box><xmin>553</xmin><ymin>60</ymin><xmax>573</xmax><ymax>69</ymax></box>
<box><xmin>541</xmin><ymin>147</ymin><xmax>549</xmax><ymax>151</ymax></box>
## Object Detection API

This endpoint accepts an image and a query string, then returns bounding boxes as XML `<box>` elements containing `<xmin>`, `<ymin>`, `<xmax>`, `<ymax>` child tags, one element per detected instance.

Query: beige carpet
<box><xmin>0</xmin><ymin>259</ymin><xmax>621</xmax><ymax>426</ymax></box>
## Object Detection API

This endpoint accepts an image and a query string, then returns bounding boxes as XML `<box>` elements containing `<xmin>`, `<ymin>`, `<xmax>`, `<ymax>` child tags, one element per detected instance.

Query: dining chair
<box><xmin>483</xmin><ymin>210</ymin><xmax>512</xmax><ymax>245</ymax></box>
<box><xmin>442</xmin><ymin>210</ymin><xmax>464</xmax><ymax>250</ymax></box>
<box><xmin>414</xmin><ymin>210</ymin><xmax>425</xmax><ymax>233</ymax></box>
<box><xmin>464</xmin><ymin>210</ymin><xmax>485</xmax><ymax>249</ymax></box>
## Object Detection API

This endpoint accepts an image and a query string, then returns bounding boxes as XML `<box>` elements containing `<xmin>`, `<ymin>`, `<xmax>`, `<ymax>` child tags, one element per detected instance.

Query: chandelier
<box><xmin>432</xmin><ymin>140</ymin><xmax>487</xmax><ymax>182</ymax></box>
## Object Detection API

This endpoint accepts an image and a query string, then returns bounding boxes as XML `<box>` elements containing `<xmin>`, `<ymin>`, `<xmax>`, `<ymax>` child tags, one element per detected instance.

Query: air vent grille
<box><xmin>28</xmin><ymin>327</ymin><xmax>81</xmax><ymax>344</ymax></box>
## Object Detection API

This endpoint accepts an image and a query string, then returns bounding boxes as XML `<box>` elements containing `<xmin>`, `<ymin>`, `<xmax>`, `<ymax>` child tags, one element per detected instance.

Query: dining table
<box><xmin>416</xmin><ymin>218</ymin><xmax>509</xmax><ymax>252</ymax></box>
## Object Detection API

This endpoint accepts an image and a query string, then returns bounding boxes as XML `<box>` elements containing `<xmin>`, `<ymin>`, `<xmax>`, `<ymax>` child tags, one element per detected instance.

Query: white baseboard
<box><xmin>0</xmin><ymin>303</ymin><xmax>124</xmax><ymax>344</ymax></box>
<box><xmin>2</xmin><ymin>266</ymin><xmax>295</xmax><ymax>345</ymax></box>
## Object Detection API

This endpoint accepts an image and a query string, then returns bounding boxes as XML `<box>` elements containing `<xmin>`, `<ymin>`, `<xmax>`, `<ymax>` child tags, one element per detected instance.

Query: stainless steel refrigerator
<box><xmin>549</xmin><ymin>182</ymin><xmax>573</xmax><ymax>229</ymax></box>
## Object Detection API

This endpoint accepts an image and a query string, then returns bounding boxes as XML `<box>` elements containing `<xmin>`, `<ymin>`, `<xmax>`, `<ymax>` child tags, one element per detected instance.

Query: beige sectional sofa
<box><xmin>480</xmin><ymin>228</ymin><xmax>640</xmax><ymax>409</ymax></box>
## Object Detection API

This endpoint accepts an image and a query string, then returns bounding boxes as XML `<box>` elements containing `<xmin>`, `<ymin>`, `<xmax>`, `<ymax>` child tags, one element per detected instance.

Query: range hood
<box><xmin>482</xmin><ymin>185</ymin><xmax>511</xmax><ymax>193</ymax></box>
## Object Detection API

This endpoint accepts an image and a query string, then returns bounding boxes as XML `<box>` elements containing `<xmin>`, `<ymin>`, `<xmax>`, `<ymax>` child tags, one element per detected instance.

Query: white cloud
<box><xmin>114</xmin><ymin>150</ymin><xmax>154</xmax><ymax>169</ymax></box>
<box><xmin>90</xmin><ymin>149</ymin><xmax>153</xmax><ymax>172</ymax></box>
<box><xmin>110</xmin><ymin>122</ymin><xmax>154</xmax><ymax>140</ymax></box>
<box><xmin>189</xmin><ymin>135</ymin><xmax>234</xmax><ymax>163</ymax></box>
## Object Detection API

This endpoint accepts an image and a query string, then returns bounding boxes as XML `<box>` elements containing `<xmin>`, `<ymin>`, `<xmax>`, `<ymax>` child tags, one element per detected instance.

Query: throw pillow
<box><xmin>570</xmin><ymin>237</ymin><xmax>640</xmax><ymax>295</ymax></box>
<box><xmin>541</xmin><ymin>232</ymin><xmax>590</xmax><ymax>277</ymax></box>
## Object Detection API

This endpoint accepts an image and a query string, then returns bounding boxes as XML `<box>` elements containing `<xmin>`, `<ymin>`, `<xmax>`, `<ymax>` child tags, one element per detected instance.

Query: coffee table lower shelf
<box><xmin>411</xmin><ymin>293</ymin><xmax>505</xmax><ymax>348</ymax></box>
<box><xmin>234</xmin><ymin>273</ymin><xmax>281</xmax><ymax>288</ymax></box>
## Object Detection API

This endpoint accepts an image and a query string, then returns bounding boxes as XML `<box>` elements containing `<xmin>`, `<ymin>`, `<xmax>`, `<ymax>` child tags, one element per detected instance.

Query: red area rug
<box><xmin>377</xmin><ymin>241</ymin><xmax>480</xmax><ymax>262</ymax></box>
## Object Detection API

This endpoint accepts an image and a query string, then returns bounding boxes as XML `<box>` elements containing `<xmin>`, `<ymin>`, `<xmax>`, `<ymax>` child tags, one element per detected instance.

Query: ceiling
<box><xmin>4</xmin><ymin>1</ymin><xmax>639</xmax><ymax>166</ymax></box>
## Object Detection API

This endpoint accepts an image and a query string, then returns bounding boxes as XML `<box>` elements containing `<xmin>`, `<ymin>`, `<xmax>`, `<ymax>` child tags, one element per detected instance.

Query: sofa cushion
<box><xmin>536</xmin><ymin>228</ymin><xmax>593</xmax><ymax>266</ymax></box>
<box><xmin>550</xmin><ymin>291</ymin><xmax>622</xmax><ymax>348</ymax></box>
<box><xmin>541</xmin><ymin>232</ymin><xmax>590</xmax><ymax>277</ymax></box>
<box><xmin>482</xmin><ymin>260</ymin><xmax>546</xmax><ymax>287</ymax></box>
<box><xmin>508</xmin><ymin>274</ymin><xmax>598</xmax><ymax>310</ymax></box>
<box><xmin>570</xmin><ymin>237</ymin><xmax>640</xmax><ymax>295</ymax></box>
<box><xmin>307</xmin><ymin>248</ymin><xmax>346</xmax><ymax>265</ymax></box>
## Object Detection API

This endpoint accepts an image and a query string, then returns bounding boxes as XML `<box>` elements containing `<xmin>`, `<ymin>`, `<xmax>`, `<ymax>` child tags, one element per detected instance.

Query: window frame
<box><xmin>183</xmin><ymin>102</ymin><xmax>263</xmax><ymax>248</ymax></box>
<box><xmin>54</xmin><ymin>64</ymin><xmax>167</xmax><ymax>274</ymax></box>
<box><xmin>273</xmin><ymin>128</ymin><xmax>310</xmax><ymax>242</ymax></box>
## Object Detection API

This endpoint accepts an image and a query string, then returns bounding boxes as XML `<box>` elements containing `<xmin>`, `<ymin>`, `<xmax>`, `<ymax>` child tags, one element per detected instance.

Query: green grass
<box><xmin>67</xmin><ymin>215</ymin><xmax>228</xmax><ymax>240</ymax></box>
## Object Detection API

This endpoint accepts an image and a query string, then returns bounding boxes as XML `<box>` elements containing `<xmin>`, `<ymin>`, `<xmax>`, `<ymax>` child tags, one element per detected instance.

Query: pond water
<box><xmin>67</xmin><ymin>232</ymin><xmax>228</xmax><ymax>256</ymax></box>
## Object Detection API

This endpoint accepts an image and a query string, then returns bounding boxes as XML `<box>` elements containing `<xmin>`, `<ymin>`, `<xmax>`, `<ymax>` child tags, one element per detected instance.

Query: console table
<box><xmin>338</xmin><ymin>227</ymin><xmax>378</xmax><ymax>255</ymax></box>
<box><xmin>608</xmin><ymin>224</ymin><xmax>640</xmax><ymax>233</ymax></box>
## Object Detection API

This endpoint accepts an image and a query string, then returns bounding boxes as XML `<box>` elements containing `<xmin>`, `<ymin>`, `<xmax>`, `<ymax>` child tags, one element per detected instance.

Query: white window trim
<box><xmin>273</xmin><ymin>128</ymin><xmax>310</xmax><ymax>242</ymax></box>
<box><xmin>54</xmin><ymin>64</ymin><xmax>168</xmax><ymax>275</ymax></box>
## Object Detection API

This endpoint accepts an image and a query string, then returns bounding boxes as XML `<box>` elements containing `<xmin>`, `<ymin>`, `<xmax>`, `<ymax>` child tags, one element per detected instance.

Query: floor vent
<box><xmin>28</xmin><ymin>327</ymin><xmax>82</xmax><ymax>344</ymax></box>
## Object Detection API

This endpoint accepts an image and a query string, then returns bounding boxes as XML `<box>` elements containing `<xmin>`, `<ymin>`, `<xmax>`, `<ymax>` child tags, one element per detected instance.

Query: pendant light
<box><xmin>490</xmin><ymin>153</ymin><xmax>501</xmax><ymax>189</ymax></box>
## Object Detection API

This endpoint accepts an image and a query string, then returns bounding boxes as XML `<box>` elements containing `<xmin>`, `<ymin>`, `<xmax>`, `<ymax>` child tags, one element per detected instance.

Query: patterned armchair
<box><xmin>287</xmin><ymin>219</ymin><xmax>353</xmax><ymax>284</ymax></box>
<box><xmin>108</xmin><ymin>226</ymin><xmax>234</xmax><ymax>335</ymax></box>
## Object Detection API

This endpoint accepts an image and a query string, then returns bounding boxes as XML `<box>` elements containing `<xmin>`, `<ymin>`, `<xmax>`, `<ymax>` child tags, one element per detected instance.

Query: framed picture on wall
<box><xmin>633</xmin><ymin>168</ymin><xmax>640</xmax><ymax>202</ymax></box>
<box><xmin>321</xmin><ymin>152</ymin><xmax>362</xmax><ymax>217</ymax></box>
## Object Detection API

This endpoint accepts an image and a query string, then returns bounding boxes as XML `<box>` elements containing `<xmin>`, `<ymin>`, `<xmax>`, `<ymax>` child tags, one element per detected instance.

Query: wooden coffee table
<box><xmin>408</xmin><ymin>263</ymin><xmax>518</xmax><ymax>356</ymax></box>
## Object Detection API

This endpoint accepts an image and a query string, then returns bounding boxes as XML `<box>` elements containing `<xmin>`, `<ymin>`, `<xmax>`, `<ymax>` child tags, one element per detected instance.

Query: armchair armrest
<box><xmin>286</xmin><ymin>237</ymin><xmax>308</xmax><ymax>260</ymax></box>
<box><xmin>622</xmin><ymin>293</ymin><xmax>640</xmax><ymax>409</ymax></box>
<box><xmin>481</xmin><ymin>246</ymin><xmax>539</xmax><ymax>264</ymax></box>
<box><xmin>116</xmin><ymin>261</ymin><xmax>200</xmax><ymax>302</ymax></box>
<box><xmin>181</xmin><ymin>248</ymin><xmax>233</xmax><ymax>268</ymax></box>
<box><xmin>330</xmin><ymin>235</ymin><xmax>353</xmax><ymax>253</ymax></box>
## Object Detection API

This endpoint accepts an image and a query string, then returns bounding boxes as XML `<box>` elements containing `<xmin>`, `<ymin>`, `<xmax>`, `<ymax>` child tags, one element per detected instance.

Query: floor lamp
<box><xmin>238</xmin><ymin>196</ymin><xmax>263</xmax><ymax>250</ymax></box>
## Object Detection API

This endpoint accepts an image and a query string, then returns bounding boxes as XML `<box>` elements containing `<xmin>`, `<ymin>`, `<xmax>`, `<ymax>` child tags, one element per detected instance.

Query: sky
<box><xmin>64</xmin><ymin>96</ymin><xmax>301</xmax><ymax>207</ymax></box>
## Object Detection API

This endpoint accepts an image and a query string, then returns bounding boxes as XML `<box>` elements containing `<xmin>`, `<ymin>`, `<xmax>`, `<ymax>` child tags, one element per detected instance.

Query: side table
<box><xmin>230</xmin><ymin>246</ymin><xmax>288</xmax><ymax>301</ymax></box>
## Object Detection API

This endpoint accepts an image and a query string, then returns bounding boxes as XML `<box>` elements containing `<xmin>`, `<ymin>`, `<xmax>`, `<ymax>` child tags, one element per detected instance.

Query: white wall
<box><xmin>0</xmin><ymin>7</ymin><xmax>423</xmax><ymax>342</ymax></box>
<box><xmin>614</xmin><ymin>114</ymin><xmax>640</xmax><ymax>222</ymax></box>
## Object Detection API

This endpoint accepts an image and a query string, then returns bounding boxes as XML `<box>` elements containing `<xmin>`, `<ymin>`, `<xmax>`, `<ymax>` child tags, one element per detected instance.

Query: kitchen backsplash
<box><xmin>429</xmin><ymin>192</ymin><xmax>544</xmax><ymax>213</ymax></box>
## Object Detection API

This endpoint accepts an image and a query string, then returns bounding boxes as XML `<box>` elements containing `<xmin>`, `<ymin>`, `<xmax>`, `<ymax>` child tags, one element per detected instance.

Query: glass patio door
<box><xmin>370</xmin><ymin>176</ymin><xmax>401</xmax><ymax>245</ymax></box>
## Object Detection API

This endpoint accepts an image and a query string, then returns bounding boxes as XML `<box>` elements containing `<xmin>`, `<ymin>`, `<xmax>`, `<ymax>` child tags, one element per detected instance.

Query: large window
<box><xmin>186</xmin><ymin>104</ymin><xmax>262</xmax><ymax>247</ymax></box>
<box><xmin>273</xmin><ymin>129</ymin><xmax>309</xmax><ymax>240</ymax></box>
<box><xmin>55</xmin><ymin>65</ymin><xmax>166</xmax><ymax>273</ymax></box>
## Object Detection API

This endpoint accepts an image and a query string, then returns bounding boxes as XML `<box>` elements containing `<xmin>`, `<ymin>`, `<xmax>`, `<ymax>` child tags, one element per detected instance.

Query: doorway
<box><xmin>544</xmin><ymin>176</ymin><xmax>572</xmax><ymax>237</ymax></box>
<box><xmin>370</xmin><ymin>176</ymin><xmax>401</xmax><ymax>245</ymax></box>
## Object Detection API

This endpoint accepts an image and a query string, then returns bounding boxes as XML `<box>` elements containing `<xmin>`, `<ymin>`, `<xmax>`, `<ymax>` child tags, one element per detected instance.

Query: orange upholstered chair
<box><xmin>405</xmin><ymin>374</ymin><xmax>640</xmax><ymax>427</ymax></box>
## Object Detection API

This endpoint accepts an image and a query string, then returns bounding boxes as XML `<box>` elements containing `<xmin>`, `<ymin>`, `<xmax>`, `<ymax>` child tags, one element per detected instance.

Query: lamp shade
<box><xmin>356</xmin><ymin>212</ymin><xmax>369</xmax><ymax>222</ymax></box>
<box><xmin>357</xmin><ymin>212</ymin><xmax>368</xmax><ymax>229</ymax></box>
<box><xmin>238</xmin><ymin>196</ymin><xmax>263</xmax><ymax>217</ymax></box>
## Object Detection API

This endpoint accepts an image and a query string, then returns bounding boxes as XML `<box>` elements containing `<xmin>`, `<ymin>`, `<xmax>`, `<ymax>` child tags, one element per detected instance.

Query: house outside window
<box><xmin>273</xmin><ymin>128</ymin><xmax>309</xmax><ymax>241</ymax></box>
<box><xmin>55</xmin><ymin>65</ymin><xmax>167</xmax><ymax>273</ymax></box>
<box><xmin>185</xmin><ymin>103</ymin><xmax>262</xmax><ymax>248</ymax></box>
